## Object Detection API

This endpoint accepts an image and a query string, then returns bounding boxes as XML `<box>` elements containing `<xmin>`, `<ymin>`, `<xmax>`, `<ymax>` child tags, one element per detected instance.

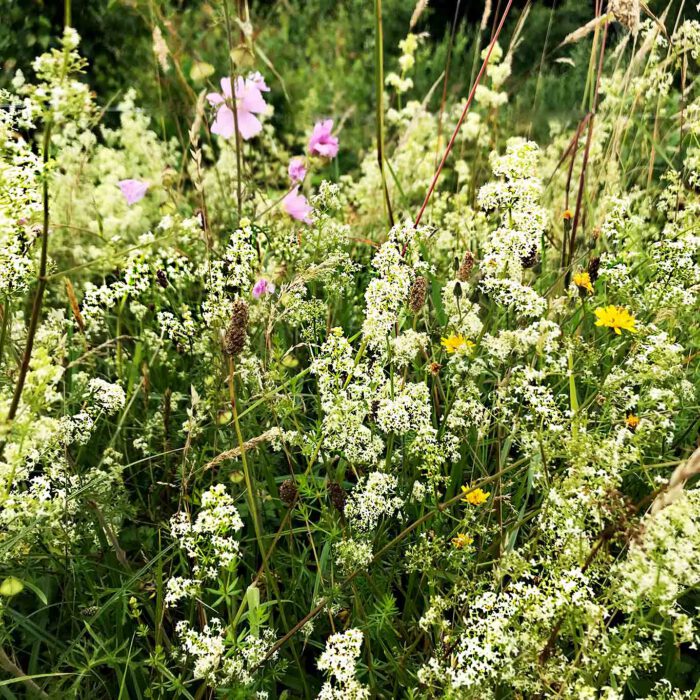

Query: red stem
<box><xmin>412</xmin><ymin>0</ymin><xmax>514</xmax><ymax>237</ymax></box>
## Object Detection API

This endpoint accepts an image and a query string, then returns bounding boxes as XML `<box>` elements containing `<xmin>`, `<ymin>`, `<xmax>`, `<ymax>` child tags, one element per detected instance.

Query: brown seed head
<box><xmin>279</xmin><ymin>478</ymin><xmax>298</xmax><ymax>507</ymax></box>
<box><xmin>327</xmin><ymin>482</ymin><xmax>346</xmax><ymax>513</ymax></box>
<box><xmin>587</xmin><ymin>256</ymin><xmax>601</xmax><ymax>284</ymax></box>
<box><xmin>457</xmin><ymin>251</ymin><xmax>475</xmax><ymax>282</ymax></box>
<box><xmin>409</xmin><ymin>276</ymin><xmax>428</xmax><ymax>313</ymax></box>
<box><xmin>223</xmin><ymin>299</ymin><xmax>249</xmax><ymax>355</ymax></box>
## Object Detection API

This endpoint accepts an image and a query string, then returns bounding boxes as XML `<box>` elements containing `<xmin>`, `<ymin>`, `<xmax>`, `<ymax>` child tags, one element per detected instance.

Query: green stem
<box><xmin>223</xmin><ymin>0</ymin><xmax>244</xmax><ymax>219</ymax></box>
<box><xmin>6</xmin><ymin>123</ymin><xmax>53</xmax><ymax>422</ymax></box>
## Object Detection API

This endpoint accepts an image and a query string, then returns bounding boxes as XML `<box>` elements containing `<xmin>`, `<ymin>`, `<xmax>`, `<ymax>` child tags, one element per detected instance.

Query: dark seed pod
<box><xmin>457</xmin><ymin>251</ymin><xmax>475</xmax><ymax>282</ymax></box>
<box><xmin>520</xmin><ymin>247</ymin><xmax>538</xmax><ymax>269</ymax></box>
<box><xmin>156</xmin><ymin>269</ymin><xmax>169</xmax><ymax>288</ymax></box>
<box><xmin>327</xmin><ymin>482</ymin><xmax>346</xmax><ymax>513</ymax></box>
<box><xmin>588</xmin><ymin>256</ymin><xmax>601</xmax><ymax>284</ymax></box>
<box><xmin>279</xmin><ymin>478</ymin><xmax>298</xmax><ymax>507</ymax></box>
<box><xmin>409</xmin><ymin>276</ymin><xmax>428</xmax><ymax>313</ymax></box>
<box><xmin>223</xmin><ymin>299</ymin><xmax>249</xmax><ymax>356</ymax></box>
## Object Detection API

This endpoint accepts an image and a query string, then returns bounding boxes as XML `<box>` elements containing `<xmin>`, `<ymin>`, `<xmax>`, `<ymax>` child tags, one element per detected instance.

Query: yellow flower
<box><xmin>451</xmin><ymin>533</ymin><xmax>473</xmax><ymax>549</ymax></box>
<box><xmin>594</xmin><ymin>305</ymin><xmax>638</xmax><ymax>335</ymax></box>
<box><xmin>562</xmin><ymin>209</ymin><xmax>573</xmax><ymax>221</ymax></box>
<box><xmin>441</xmin><ymin>334</ymin><xmax>475</xmax><ymax>354</ymax></box>
<box><xmin>461</xmin><ymin>486</ymin><xmax>490</xmax><ymax>506</ymax></box>
<box><xmin>626</xmin><ymin>414</ymin><xmax>640</xmax><ymax>431</ymax></box>
<box><xmin>573</xmin><ymin>271</ymin><xmax>593</xmax><ymax>294</ymax></box>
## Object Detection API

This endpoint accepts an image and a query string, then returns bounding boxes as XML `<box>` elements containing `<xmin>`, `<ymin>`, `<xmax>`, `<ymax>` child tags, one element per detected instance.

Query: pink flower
<box><xmin>288</xmin><ymin>158</ymin><xmax>306</xmax><ymax>183</ymax></box>
<box><xmin>118</xmin><ymin>179</ymin><xmax>149</xmax><ymax>205</ymax></box>
<box><xmin>308</xmin><ymin>119</ymin><xmax>339</xmax><ymax>159</ymax></box>
<box><xmin>283</xmin><ymin>186</ymin><xmax>313</xmax><ymax>224</ymax></box>
<box><xmin>207</xmin><ymin>76</ymin><xmax>267</xmax><ymax>140</ymax></box>
<box><xmin>252</xmin><ymin>278</ymin><xmax>275</xmax><ymax>299</ymax></box>
<box><xmin>248</xmin><ymin>72</ymin><xmax>270</xmax><ymax>92</ymax></box>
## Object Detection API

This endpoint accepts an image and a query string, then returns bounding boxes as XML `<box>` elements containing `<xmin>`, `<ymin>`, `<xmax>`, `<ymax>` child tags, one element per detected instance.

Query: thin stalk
<box><xmin>227</xmin><ymin>356</ymin><xmax>265</xmax><ymax>559</ymax></box>
<box><xmin>374</xmin><ymin>0</ymin><xmax>394</xmax><ymax>228</ymax></box>
<box><xmin>223</xmin><ymin>0</ymin><xmax>244</xmax><ymax>218</ymax></box>
<box><xmin>411</xmin><ymin>0</ymin><xmax>514</xmax><ymax>237</ymax></box>
<box><xmin>0</xmin><ymin>301</ymin><xmax>10</xmax><ymax>369</ymax></box>
<box><xmin>7</xmin><ymin>123</ymin><xmax>53</xmax><ymax>421</ymax></box>
<box><xmin>565</xmin><ymin>4</ymin><xmax>609</xmax><ymax>286</ymax></box>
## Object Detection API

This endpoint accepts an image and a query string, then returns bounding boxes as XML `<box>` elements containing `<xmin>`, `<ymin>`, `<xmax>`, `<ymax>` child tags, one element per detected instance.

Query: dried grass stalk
<box><xmin>651</xmin><ymin>445</ymin><xmax>700</xmax><ymax>514</ymax></box>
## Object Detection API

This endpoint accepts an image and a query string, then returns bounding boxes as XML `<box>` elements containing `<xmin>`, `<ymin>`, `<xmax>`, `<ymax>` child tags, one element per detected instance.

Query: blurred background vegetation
<box><xmin>2</xmin><ymin>0</ymin><xmax>697</xmax><ymax>163</ymax></box>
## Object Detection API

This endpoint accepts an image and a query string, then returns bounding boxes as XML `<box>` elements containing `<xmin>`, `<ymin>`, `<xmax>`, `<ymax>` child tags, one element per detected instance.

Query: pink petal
<box><xmin>211</xmin><ymin>106</ymin><xmax>235</xmax><ymax>138</ymax></box>
<box><xmin>206</xmin><ymin>92</ymin><xmax>224</xmax><ymax>106</ymax></box>
<box><xmin>118</xmin><ymin>179</ymin><xmax>149</xmax><ymax>205</ymax></box>
<box><xmin>248</xmin><ymin>72</ymin><xmax>270</xmax><ymax>92</ymax></box>
<box><xmin>220</xmin><ymin>77</ymin><xmax>233</xmax><ymax>99</ymax></box>
<box><xmin>288</xmin><ymin>158</ymin><xmax>306</xmax><ymax>183</ymax></box>
<box><xmin>236</xmin><ymin>109</ymin><xmax>263</xmax><ymax>140</ymax></box>
<box><xmin>237</xmin><ymin>78</ymin><xmax>267</xmax><ymax>114</ymax></box>
<box><xmin>283</xmin><ymin>187</ymin><xmax>313</xmax><ymax>224</ymax></box>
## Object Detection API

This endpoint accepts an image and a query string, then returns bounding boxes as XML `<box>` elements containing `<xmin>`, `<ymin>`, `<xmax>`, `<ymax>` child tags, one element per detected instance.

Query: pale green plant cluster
<box><xmin>0</xmin><ymin>4</ymin><xmax>699</xmax><ymax>700</ymax></box>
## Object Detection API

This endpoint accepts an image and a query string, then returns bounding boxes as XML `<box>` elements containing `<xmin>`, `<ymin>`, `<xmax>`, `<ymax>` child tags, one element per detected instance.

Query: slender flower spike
<box><xmin>441</xmin><ymin>334</ymin><xmax>474</xmax><ymax>354</ymax></box>
<box><xmin>207</xmin><ymin>76</ymin><xmax>267</xmax><ymax>140</ymax></box>
<box><xmin>118</xmin><ymin>179</ymin><xmax>149</xmax><ymax>205</ymax></box>
<box><xmin>308</xmin><ymin>119</ymin><xmax>339</xmax><ymax>158</ymax></box>
<box><xmin>461</xmin><ymin>486</ymin><xmax>490</xmax><ymax>506</ymax></box>
<box><xmin>573</xmin><ymin>271</ymin><xmax>594</xmax><ymax>294</ymax></box>
<box><xmin>288</xmin><ymin>157</ymin><xmax>307</xmax><ymax>183</ymax></box>
<box><xmin>283</xmin><ymin>186</ymin><xmax>313</xmax><ymax>224</ymax></box>
<box><xmin>452</xmin><ymin>533</ymin><xmax>473</xmax><ymax>549</ymax></box>
<box><xmin>252</xmin><ymin>278</ymin><xmax>275</xmax><ymax>299</ymax></box>
<box><xmin>594</xmin><ymin>305</ymin><xmax>638</xmax><ymax>335</ymax></box>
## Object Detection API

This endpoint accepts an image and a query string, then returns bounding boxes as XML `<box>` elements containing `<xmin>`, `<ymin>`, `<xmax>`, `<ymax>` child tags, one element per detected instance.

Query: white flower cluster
<box><xmin>344</xmin><ymin>471</ymin><xmax>404</xmax><ymax>534</ymax></box>
<box><xmin>361</xmin><ymin>221</ymin><xmax>427</xmax><ymax>351</ymax></box>
<box><xmin>477</xmin><ymin>138</ymin><xmax>548</xmax><ymax>318</ymax></box>
<box><xmin>175</xmin><ymin>618</ymin><xmax>276</xmax><ymax>688</ymax></box>
<box><xmin>312</xmin><ymin>327</ymin><xmax>384</xmax><ymax>465</ymax></box>
<box><xmin>316</xmin><ymin>628</ymin><xmax>369</xmax><ymax>700</ymax></box>
<box><xmin>169</xmin><ymin>483</ymin><xmax>243</xmax><ymax>584</ymax></box>
<box><xmin>614</xmin><ymin>488</ymin><xmax>700</xmax><ymax>616</ymax></box>
<box><xmin>87</xmin><ymin>378</ymin><xmax>126</xmax><ymax>415</ymax></box>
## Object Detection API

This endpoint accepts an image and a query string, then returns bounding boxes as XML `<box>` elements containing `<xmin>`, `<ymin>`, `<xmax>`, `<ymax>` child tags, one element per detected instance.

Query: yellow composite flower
<box><xmin>451</xmin><ymin>533</ymin><xmax>474</xmax><ymax>550</ymax></box>
<box><xmin>461</xmin><ymin>486</ymin><xmax>490</xmax><ymax>506</ymax></box>
<box><xmin>594</xmin><ymin>305</ymin><xmax>638</xmax><ymax>335</ymax></box>
<box><xmin>573</xmin><ymin>271</ymin><xmax>593</xmax><ymax>294</ymax></box>
<box><xmin>626</xmin><ymin>414</ymin><xmax>640</xmax><ymax>431</ymax></box>
<box><xmin>441</xmin><ymin>334</ymin><xmax>475</xmax><ymax>354</ymax></box>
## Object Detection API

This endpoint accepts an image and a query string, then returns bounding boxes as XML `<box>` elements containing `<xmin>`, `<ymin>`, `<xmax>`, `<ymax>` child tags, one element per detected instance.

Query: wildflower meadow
<box><xmin>1</xmin><ymin>0</ymin><xmax>700</xmax><ymax>697</ymax></box>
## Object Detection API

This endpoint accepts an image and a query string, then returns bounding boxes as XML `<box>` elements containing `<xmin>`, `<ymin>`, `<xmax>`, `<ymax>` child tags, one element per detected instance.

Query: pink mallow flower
<box><xmin>252</xmin><ymin>278</ymin><xmax>275</xmax><ymax>299</ymax></box>
<box><xmin>118</xmin><ymin>179</ymin><xmax>149</xmax><ymax>205</ymax></box>
<box><xmin>288</xmin><ymin>157</ymin><xmax>306</xmax><ymax>183</ymax></box>
<box><xmin>308</xmin><ymin>119</ymin><xmax>339</xmax><ymax>159</ymax></box>
<box><xmin>248</xmin><ymin>72</ymin><xmax>270</xmax><ymax>92</ymax></box>
<box><xmin>207</xmin><ymin>76</ymin><xmax>267</xmax><ymax>140</ymax></box>
<box><xmin>283</xmin><ymin>186</ymin><xmax>313</xmax><ymax>224</ymax></box>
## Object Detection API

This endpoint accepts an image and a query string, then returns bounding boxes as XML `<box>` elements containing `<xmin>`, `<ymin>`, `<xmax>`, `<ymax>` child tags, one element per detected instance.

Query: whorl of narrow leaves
<box><xmin>223</xmin><ymin>299</ymin><xmax>249</xmax><ymax>356</ymax></box>
<box><xmin>457</xmin><ymin>251</ymin><xmax>475</xmax><ymax>281</ymax></box>
<box><xmin>409</xmin><ymin>276</ymin><xmax>428</xmax><ymax>313</ymax></box>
